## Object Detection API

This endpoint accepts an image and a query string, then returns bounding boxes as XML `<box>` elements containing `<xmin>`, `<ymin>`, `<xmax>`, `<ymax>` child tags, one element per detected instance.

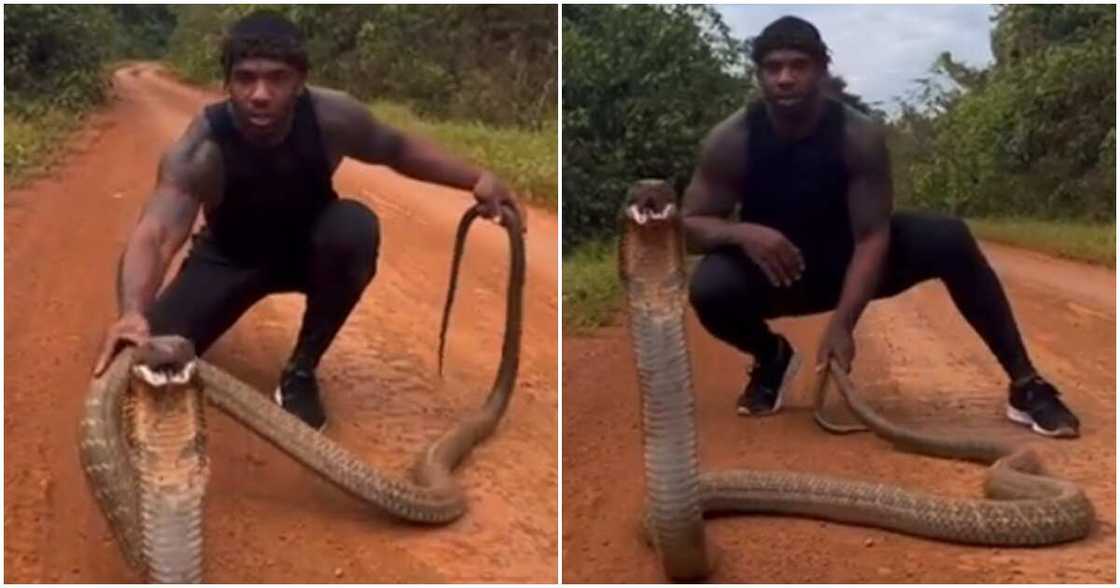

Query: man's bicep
<box><xmin>141</xmin><ymin>150</ymin><xmax>202</xmax><ymax>242</ymax></box>
<box><xmin>683</xmin><ymin>145</ymin><xmax>740</xmax><ymax>219</ymax></box>
<box><xmin>848</xmin><ymin>127</ymin><xmax>893</xmax><ymax>238</ymax></box>
<box><xmin>334</xmin><ymin>96</ymin><xmax>405</xmax><ymax>165</ymax></box>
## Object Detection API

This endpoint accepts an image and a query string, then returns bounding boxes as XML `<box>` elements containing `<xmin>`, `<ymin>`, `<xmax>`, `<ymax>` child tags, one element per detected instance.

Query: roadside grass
<box><xmin>562</xmin><ymin>238</ymin><xmax>621</xmax><ymax>333</ymax></box>
<box><xmin>966</xmin><ymin>217</ymin><xmax>1115</xmax><ymax>267</ymax></box>
<box><xmin>563</xmin><ymin>217</ymin><xmax>1115</xmax><ymax>333</ymax></box>
<box><xmin>370</xmin><ymin>101</ymin><xmax>557</xmax><ymax>208</ymax></box>
<box><xmin>5</xmin><ymin>104</ymin><xmax>100</xmax><ymax>188</ymax></box>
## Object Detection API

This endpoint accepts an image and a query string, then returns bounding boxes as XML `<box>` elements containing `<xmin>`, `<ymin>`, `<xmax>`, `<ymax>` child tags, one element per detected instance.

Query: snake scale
<box><xmin>619</xmin><ymin>179</ymin><xmax>1094</xmax><ymax>581</ymax></box>
<box><xmin>79</xmin><ymin>203</ymin><xmax>525</xmax><ymax>583</ymax></box>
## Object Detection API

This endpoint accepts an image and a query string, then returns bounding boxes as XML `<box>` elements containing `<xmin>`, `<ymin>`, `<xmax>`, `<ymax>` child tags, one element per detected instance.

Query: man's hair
<box><xmin>220</xmin><ymin>11</ymin><xmax>309</xmax><ymax>79</ymax></box>
<box><xmin>750</xmin><ymin>15</ymin><xmax>830</xmax><ymax>67</ymax></box>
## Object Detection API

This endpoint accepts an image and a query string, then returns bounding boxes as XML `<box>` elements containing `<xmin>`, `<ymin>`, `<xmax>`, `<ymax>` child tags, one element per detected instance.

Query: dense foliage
<box><xmin>890</xmin><ymin>5</ymin><xmax>1114</xmax><ymax>221</ymax></box>
<box><xmin>5</xmin><ymin>5</ymin><xmax>557</xmax><ymax>199</ymax></box>
<box><xmin>563</xmin><ymin>5</ymin><xmax>1114</xmax><ymax>253</ymax></box>
<box><xmin>165</xmin><ymin>5</ymin><xmax>557</xmax><ymax>129</ymax></box>
<box><xmin>5</xmin><ymin>5</ymin><xmax>176</xmax><ymax>178</ymax></box>
<box><xmin>562</xmin><ymin>5</ymin><xmax>749</xmax><ymax>252</ymax></box>
<box><xmin>6</xmin><ymin>5</ymin><xmax>115</xmax><ymax>116</ymax></box>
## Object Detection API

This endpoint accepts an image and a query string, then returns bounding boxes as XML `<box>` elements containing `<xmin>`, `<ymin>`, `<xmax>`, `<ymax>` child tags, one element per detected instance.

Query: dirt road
<box><xmin>4</xmin><ymin>64</ymin><xmax>558</xmax><ymax>583</ymax></box>
<box><xmin>563</xmin><ymin>241</ymin><xmax>1115</xmax><ymax>582</ymax></box>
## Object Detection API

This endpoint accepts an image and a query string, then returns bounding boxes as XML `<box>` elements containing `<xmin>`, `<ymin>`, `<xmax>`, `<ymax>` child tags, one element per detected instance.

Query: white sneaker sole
<box><xmin>274</xmin><ymin>386</ymin><xmax>328</xmax><ymax>432</ymax></box>
<box><xmin>737</xmin><ymin>350</ymin><xmax>802</xmax><ymax>416</ymax></box>
<box><xmin>1005</xmin><ymin>404</ymin><xmax>1077</xmax><ymax>438</ymax></box>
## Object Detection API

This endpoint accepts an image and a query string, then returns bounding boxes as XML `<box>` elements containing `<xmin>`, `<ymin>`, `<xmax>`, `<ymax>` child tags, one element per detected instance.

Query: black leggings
<box><xmin>147</xmin><ymin>198</ymin><xmax>380</xmax><ymax>370</ymax></box>
<box><xmin>688</xmin><ymin>211</ymin><xmax>1034</xmax><ymax>381</ymax></box>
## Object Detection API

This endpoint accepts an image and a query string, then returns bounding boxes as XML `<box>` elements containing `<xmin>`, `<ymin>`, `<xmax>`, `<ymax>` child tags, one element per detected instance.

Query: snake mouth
<box><xmin>131</xmin><ymin>361</ymin><xmax>197</xmax><ymax>387</ymax></box>
<box><xmin>626</xmin><ymin>203</ymin><xmax>677</xmax><ymax>226</ymax></box>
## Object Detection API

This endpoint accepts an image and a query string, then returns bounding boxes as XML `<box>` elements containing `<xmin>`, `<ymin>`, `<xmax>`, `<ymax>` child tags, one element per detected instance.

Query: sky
<box><xmin>717</xmin><ymin>4</ymin><xmax>997</xmax><ymax>114</ymax></box>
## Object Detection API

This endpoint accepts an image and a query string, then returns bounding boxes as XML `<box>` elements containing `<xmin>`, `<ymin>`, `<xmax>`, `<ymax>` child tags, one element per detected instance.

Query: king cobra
<box><xmin>79</xmin><ymin>203</ymin><xmax>524</xmax><ymax>583</ymax></box>
<box><xmin>619</xmin><ymin>179</ymin><xmax>1094</xmax><ymax>581</ymax></box>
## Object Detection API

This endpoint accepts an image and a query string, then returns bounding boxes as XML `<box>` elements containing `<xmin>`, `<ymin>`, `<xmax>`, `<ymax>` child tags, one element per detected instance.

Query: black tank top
<box><xmin>741</xmin><ymin>98</ymin><xmax>853</xmax><ymax>264</ymax></box>
<box><xmin>201</xmin><ymin>90</ymin><xmax>337</xmax><ymax>263</ymax></box>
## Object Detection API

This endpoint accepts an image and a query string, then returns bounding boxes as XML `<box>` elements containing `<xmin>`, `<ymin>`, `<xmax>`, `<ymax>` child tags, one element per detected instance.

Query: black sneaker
<box><xmin>1006</xmin><ymin>375</ymin><xmax>1080</xmax><ymax>438</ymax></box>
<box><xmin>737</xmin><ymin>336</ymin><xmax>801</xmax><ymax>416</ymax></box>
<box><xmin>273</xmin><ymin>367</ymin><xmax>327</xmax><ymax>431</ymax></box>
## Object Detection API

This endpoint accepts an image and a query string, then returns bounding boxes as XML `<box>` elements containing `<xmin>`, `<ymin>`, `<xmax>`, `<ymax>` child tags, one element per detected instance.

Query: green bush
<box><xmin>371</xmin><ymin>102</ymin><xmax>556</xmax><ymax>207</ymax></box>
<box><xmin>898</xmin><ymin>5</ymin><xmax>1115</xmax><ymax>222</ymax></box>
<box><xmin>163</xmin><ymin>5</ymin><xmax>556</xmax><ymax>129</ymax></box>
<box><xmin>4</xmin><ymin>5</ymin><xmax>128</xmax><ymax>183</ymax></box>
<box><xmin>562</xmin><ymin>239</ymin><xmax>622</xmax><ymax>331</ymax></box>
<box><xmin>562</xmin><ymin>5</ymin><xmax>748</xmax><ymax>253</ymax></box>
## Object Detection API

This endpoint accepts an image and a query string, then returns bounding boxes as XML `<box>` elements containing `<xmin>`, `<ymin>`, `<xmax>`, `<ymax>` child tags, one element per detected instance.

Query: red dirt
<box><xmin>563</xmin><ymin>232</ymin><xmax>1115</xmax><ymax>581</ymax></box>
<box><xmin>4</xmin><ymin>64</ymin><xmax>558</xmax><ymax>583</ymax></box>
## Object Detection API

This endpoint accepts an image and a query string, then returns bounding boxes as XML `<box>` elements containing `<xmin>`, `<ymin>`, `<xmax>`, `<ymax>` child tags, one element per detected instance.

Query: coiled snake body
<box><xmin>619</xmin><ymin>180</ymin><xmax>1093</xmax><ymax>581</ymax></box>
<box><xmin>79</xmin><ymin>204</ymin><xmax>525</xmax><ymax>583</ymax></box>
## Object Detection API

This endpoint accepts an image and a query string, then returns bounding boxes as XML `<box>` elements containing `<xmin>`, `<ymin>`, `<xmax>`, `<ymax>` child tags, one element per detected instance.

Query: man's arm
<box><xmin>833</xmin><ymin>119</ymin><xmax>893</xmax><ymax>331</ymax></box>
<box><xmin>682</xmin><ymin>111</ymin><xmax>805</xmax><ymax>287</ymax></box>
<box><xmin>94</xmin><ymin>117</ymin><xmax>211</xmax><ymax>375</ymax></box>
<box><xmin>681</xmin><ymin>112</ymin><xmax>747</xmax><ymax>252</ymax></box>
<box><xmin>117</xmin><ymin>125</ymin><xmax>209</xmax><ymax>315</ymax></box>
<box><xmin>317</xmin><ymin>89</ymin><xmax>520</xmax><ymax>222</ymax></box>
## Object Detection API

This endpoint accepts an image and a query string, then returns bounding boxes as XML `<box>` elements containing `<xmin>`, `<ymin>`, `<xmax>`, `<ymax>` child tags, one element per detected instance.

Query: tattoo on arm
<box><xmin>116</xmin><ymin>129</ymin><xmax>205</xmax><ymax>314</ymax></box>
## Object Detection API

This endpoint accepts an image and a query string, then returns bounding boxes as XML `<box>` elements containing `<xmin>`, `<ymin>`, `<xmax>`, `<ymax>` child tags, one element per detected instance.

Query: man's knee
<box><xmin>894</xmin><ymin>212</ymin><xmax>980</xmax><ymax>262</ymax></box>
<box><xmin>311</xmin><ymin>198</ymin><xmax>381</xmax><ymax>281</ymax></box>
<box><xmin>929</xmin><ymin>215</ymin><xmax>981</xmax><ymax>261</ymax></box>
<box><xmin>688</xmin><ymin>253</ymin><xmax>749</xmax><ymax>318</ymax></box>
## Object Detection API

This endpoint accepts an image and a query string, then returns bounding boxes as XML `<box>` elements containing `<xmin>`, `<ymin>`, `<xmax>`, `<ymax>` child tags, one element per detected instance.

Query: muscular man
<box><xmin>683</xmin><ymin>16</ymin><xmax>1079</xmax><ymax>437</ymax></box>
<box><xmin>92</xmin><ymin>12</ymin><xmax>522</xmax><ymax>431</ymax></box>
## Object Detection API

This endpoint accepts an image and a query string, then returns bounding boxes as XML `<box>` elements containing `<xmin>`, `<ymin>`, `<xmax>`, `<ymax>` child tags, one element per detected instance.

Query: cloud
<box><xmin>717</xmin><ymin>4</ymin><xmax>996</xmax><ymax>113</ymax></box>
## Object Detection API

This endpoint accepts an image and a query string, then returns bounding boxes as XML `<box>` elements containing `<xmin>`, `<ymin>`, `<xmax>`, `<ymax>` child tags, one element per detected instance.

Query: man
<box><xmin>92</xmin><ymin>12</ymin><xmax>522</xmax><ymax>431</ymax></box>
<box><xmin>683</xmin><ymin>16</ymin><xmax>1079</xmax><ymax>437</ymax></box>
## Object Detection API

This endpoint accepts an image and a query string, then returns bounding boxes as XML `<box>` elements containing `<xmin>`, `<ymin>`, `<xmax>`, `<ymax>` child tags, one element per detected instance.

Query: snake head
<box><xmin>132</xmin><ymin>335</ymin><xmax>198</xmax><ymax>386</ymax></box>
<box><xmin>618</xmin><ymin>179</ymin><xmax>686</xmax><ymax>288</ymax></box>
<box><xmin>623</xmin><ymin>179</ymin><xmax>678</xmax><ymax>226</ymax></box>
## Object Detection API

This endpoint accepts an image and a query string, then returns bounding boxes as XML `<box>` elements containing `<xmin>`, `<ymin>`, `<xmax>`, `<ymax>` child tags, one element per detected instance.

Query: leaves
<box><xmin>562</xmin><ymin>5</ymin><xmax>748</xmax><ymax>253</ymax></box>
<box><xmin>893</xmin><ymin>5</ymin><xmax>1114</xmax><ymax>222</ymax></box>
<box><xmin>164</xmin><ymin>5</ymin><xmax>557</xmax><ymax>129</ymax></box>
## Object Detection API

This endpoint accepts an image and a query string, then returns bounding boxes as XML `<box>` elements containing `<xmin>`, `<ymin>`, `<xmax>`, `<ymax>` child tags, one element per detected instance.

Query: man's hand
<box><xmin>473</xmin><ymin>171</ymin><xmax>526</xmax><ymax>233</ymax></box>
<box><xmin>816</xmin><ymin>319</ymin><xmax>855</xmax><ymax>373</ymax></box>
<box><xmin>734</xmin><ymin>223</ymin><xmax>804</xmax><ymax>287</ymax></box>
<box><xmin>93</xmin><ymin>311</ymin><xmax>151</xmax><ymax>376</ymax></box>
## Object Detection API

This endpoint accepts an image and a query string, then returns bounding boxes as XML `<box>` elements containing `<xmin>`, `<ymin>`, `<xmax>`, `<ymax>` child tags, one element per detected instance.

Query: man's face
<box><xmin>757</xmin><ymin>48</ymin><xmax>824</xmax><ymax>116</ymax></box>
<box><xmin>227</xmin><ymin>57</ymin><xmax>306</xmax><ymax>145</ymax></box>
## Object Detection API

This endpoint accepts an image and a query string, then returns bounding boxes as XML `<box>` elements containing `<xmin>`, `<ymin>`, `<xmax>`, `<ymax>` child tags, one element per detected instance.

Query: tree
<box><xmin>562</xmin><ymin>5</ymin><xmax>749</xmax><ymax>251</ymax></box>
<box><xmin>893</xmin><ymin>5</ymin><xmax>1115</xmax><ymax>221</ymax></box>
<box><xmin>823</xmin><ymin>75</ymin><xmax>885</xmax><ymax>120</ymax></box>
<box><xmin>4</xmin><ymin>5</ymin><xmax>117</xmax><ymax>114</ymax></box>
<box><xmin>163</xmin><ymin>5</ymin><xmax>556</xmax><ymax>129</ymax></box>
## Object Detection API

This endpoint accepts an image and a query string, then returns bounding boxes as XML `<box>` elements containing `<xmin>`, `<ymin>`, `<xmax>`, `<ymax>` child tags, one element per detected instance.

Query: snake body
<box><xmin>79</xmin><ymin>204</ymin><xmax>525</xmax><ymax>582</ymax></box>
<box><xmin>619</xmin><ymin>180</ymin><xmax>1094</xmax><ymax>581</ymax></box>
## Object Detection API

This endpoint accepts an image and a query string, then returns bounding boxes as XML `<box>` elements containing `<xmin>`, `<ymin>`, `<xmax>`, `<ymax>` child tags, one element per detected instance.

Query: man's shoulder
<box><xmin>306</xmin><ymin>85</ymin><xmax>366</xmax><ymax>134</ymax></box>
<box><xmin>702</xmin><ymin>107</ymin><xmax>749</xmax><ymax>159</ymax></box>
<box><xmin>837</xmin><ymin>103</ymin><xmax>888</xmax><ymax>170</ymax></box>
<box><xmin>839</xmin><ymin>103</ymin><xmax>885</xmax><ymax>147</ymax></box>
<box><xmin>709</xmin><ymin>108</ymin><xmax>749</xmax><ymax>142</ymax></box>
<box><xmin>172</xmin><ymin>113</ymin><xmax>220</xmax><ymax>162</ymax></box>
<box><xmin>161</xmin><ymin>112</ymin><xmax>222</xmax><ymax>187</ymax></box>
